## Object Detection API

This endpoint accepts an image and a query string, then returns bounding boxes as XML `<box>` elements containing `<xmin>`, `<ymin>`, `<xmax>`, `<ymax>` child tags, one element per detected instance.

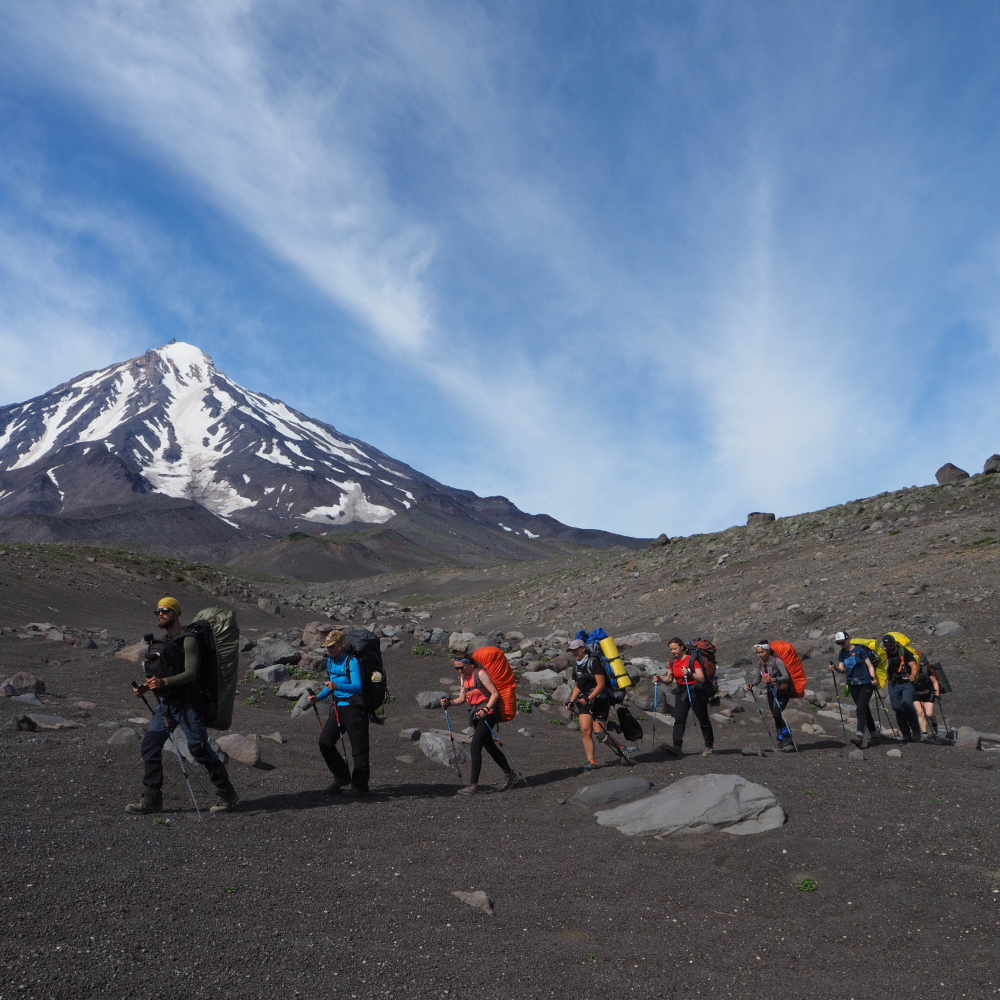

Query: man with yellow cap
<box><xmin>126</xmin><ymin>597</ymin><xmax>239</xmax><ymax>815</ymax></box>
<box><xmin>306</xmin><ymin>629</ymin><xmax>370</xmax><ymax>796</ymax></box>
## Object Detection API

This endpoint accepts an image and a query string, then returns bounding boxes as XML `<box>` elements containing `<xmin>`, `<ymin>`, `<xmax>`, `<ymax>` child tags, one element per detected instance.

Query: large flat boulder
<box><xmin>277</xmin><ymin>679</ymin><xmax>318</xmax><ymax>700</ymax></box>
<box><xmin>415</xmin><ymin>691</ymin><xmax>448</xmax><ymax>709</ymax></box>
<box><xmin>216</xmin><ymin>733</ymin><xmax>261</xmax><ymax>766</ymax></box>
<box><xmin>15</xmin><ymin>714</ymin><xmax>83</xmax><ymax>732</ymax></box>
<box><xmin>595</xmin><ymin>774</ymin><xmax>786</xmax><ymax>837</ymax></box>
<box><xmin>2</xmin><ymin>672</ymin><xmax>45</xmax><ymax>695</ymax></box>
<box><xmin>254</xmin><ymin>664</ymin><xmax>292</xmax><ymax>684</ymax></box>
<box><xmin>115</xmin><ymin>643</ymin><xmax>146</xmax><ymax>664</ymax></box>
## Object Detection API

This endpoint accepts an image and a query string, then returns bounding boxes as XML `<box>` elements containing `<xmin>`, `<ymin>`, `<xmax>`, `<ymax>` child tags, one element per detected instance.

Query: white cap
<box><xmin>834</xmin><ymin>631</ymin><xmax>849</xmax><ymax>642</ymax></box>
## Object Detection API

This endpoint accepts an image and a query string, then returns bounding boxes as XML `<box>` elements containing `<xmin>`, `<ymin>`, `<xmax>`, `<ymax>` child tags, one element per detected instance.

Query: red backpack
<box><xmin>470</xmin><ymin>646</ymin><xmax>518</xmax><ymax>723</ymax></box>
<box><xmin>768</xmin><ymin>640</ymin><xmax>807</xmax><ymax>698</ymax></box>
<box><xmin>686</xmin><ymin>639</ymin><xmax>719</xmax><ymax>699</ymax></box>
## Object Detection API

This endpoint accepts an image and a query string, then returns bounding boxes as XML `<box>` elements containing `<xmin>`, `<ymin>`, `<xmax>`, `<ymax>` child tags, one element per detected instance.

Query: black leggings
<box><xmin>849</xmin><ymin>685</ymin><xmax>877</xmax><ymax>735</ymax></box>
<box><xmin>319</xmin><ymin>704</ymin><xmax>370</xmax><ymax>790</ymax></box>
<box><xmin>766</xmin><ymin>686</ymin><xmax>790</xmax><ymax>732</ymax></box>
<box><xmin>673</xmin><ymin>685</ymin><xmax>714</xmax><ymax>748</ymax></box>
<box><xmin>469</xmin><ymin>712</ymin><xmax>510</xmax><ymax>785</ymax></box>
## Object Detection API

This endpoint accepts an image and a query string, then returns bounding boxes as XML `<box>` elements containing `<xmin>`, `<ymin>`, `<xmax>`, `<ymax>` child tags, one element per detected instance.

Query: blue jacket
<box><xmin>316</xmin><ymin>654</ymin><xmax>363</xmax><ymax>706</ymax></box>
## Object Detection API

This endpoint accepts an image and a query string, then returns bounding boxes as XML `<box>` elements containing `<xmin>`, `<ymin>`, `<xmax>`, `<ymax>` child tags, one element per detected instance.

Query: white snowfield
<box><xmin>0</xmin><ymin>341</ymin><xmax>408</xmax><ymax>526</ymax></box>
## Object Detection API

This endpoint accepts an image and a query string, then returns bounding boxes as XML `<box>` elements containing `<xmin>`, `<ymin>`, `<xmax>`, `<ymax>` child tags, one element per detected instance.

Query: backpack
<box><xmin>345</xmin><ymin>628</ymin><xmax>388</xmax><ymax>724</ymax></box>
<box><xmin>767</xmin><ymin>640</ymin><xmax>807</xmax><ymax>698</ymax></box>
<box><xmin>470</xmin><ymin>646</ymin><xmax>517</xmax><ymax>722</ymax></box>
<box><xmin>190</xmin><ymin>607</ymin><xmax>240</xmax><ymax>731</ymax></box>
<box><xmin>616</xmin><ymin>705</ymin><xmax>644</xmax><ymax>742</ymax></box>
<box><xmin>686</xmin><ymin>639</ymin><xmax>719</xmax><ymax>701</ymax></box>
<box><xmin>576</xmin><ymin>627</ymin><xmax>633</xmax><ymax>703</ymax></box>
<box><xmin>929</xmin><ymin>661</ymin><xmax>952</xmax><ymax>694</ymax></box>
<box><xmin>851</xmin><ymin>638</ymin><xmax>888</xmax><ymax>688</ymax></box>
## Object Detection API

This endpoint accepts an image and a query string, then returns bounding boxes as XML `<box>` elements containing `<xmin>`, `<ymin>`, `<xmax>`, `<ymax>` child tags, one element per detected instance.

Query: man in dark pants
<box><xmin>883</xmin><ymin>634</ymin><xmax>922</xmax><ymax>742</ymax></box>
<box><xmin>751</xmin><ymin>642</ymin><xmax>795</xmax><ymax>751</ymax></box>
<box><xmin>653</xmin><ymin>638</ymin><xmax>714</xmax><ymax>756</ymax></box>
<box><xmin>127</xmin><ymin>597</ymin><xmax>239</xmax><ymax>815</ymax></box>
<box><xmin>307</xmin><ymin>630</ymin><xmax>369</xmax><ymax>797</ymax></box>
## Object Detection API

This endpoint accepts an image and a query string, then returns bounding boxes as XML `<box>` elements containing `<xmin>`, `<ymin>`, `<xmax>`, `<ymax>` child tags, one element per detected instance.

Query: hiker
<box><xmin>913</xmin><ymin>655</ymin><xmax>941</xmax><ymax>740</ymax></box>
<box><xmin>882</xmin><ymin>634</ymin><xmax>922</xmax><ymax>742</ymax></box>
<box><xmin>829</xmin><ymin>631</ymin><xmax>879</xmax><ymax>748</ymax></box>
<box><xmin>127</xmin><ymin>597</ymin><xmax>239</xmax><ymax>815</ymax></box>
<box><xmin>440</xmin><ymin>656</ymin><xmax>515</xmax><ymax>795</ymax></box>
<box><xmin>565</xmin><ymin>637</ymin><xmax>613</xmax><ymax>770</ymax></box>
<box><xmin>750</xmin><ymin>642</ymin><xmax>794</xmax><ymax>751</ymax></box>
<box><xmin>307</xmin><ymin>630</ymin><xmax>369</xmax><ymax>797</ymax></box>
<box><xmin>652</xmin><ymin>637</ymin><xmax>714</xmax><ymax>757</ymax></box>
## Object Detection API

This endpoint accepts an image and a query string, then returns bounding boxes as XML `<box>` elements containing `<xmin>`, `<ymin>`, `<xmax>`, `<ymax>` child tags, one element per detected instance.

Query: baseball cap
<box><xmin>834</xmin><ymin>631</ymin><xmax>849</xmax><ymax>643</ymax></box>
<box><xmin>322</xmin><ymin>629</ymin><xmax>345</xmax><ymax>647</ymax></box>
<box><xmin>568</xmin><ymin>638</ymin><xmax>586</xmax><ymax>650</ymax></box>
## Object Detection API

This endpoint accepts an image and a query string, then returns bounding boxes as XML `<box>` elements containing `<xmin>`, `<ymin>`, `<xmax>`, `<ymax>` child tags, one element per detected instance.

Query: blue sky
<box><xmin>2</xmin><ymin>1</ymin><xmax>1000</xmax><ymax>538</ymax></box>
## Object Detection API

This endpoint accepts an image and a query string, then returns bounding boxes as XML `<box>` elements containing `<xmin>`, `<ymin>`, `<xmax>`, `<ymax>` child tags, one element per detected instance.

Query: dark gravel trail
<box><xmin>3</xmin><ymin>620</ymin><xmax>999</xmax><ymax>1000</ymax></box>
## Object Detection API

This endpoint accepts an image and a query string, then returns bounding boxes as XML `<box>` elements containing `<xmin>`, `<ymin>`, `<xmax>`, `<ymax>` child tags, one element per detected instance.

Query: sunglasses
<box><xmin>155</xmin><ymin>608</ymin><xmax>173</xmax><ymax>616</ymax></box>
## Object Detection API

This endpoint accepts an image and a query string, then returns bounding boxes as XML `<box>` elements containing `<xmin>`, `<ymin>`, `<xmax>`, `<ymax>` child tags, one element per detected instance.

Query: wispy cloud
<box><xmin>3</xmin><ymin>2</ymin><xmax>1000</xmax><ymax>536</ymax></box>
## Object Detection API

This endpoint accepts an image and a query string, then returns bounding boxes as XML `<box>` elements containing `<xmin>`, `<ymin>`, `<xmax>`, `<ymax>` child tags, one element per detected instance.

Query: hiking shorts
<box><xmin>576</xmin><ymin>696</ymin><xmax>610</xmax><ymax>722</ymax></box>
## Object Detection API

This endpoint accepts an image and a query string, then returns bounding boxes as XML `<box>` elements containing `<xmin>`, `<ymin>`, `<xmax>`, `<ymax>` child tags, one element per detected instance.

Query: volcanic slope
<box><xmin>0</xmin><ymin>341</ymin><xmax>643</xmax><ymax>568</ymax></box>
<box><xmin>2</xmin><ymin>532</ymin><xmax>1000</xmax><ymax>998</ymax></box>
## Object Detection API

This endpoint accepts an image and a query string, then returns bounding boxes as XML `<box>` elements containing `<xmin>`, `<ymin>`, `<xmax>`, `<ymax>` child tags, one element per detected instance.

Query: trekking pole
<box><xmin>132</xmin><ymin>681</ymin><xmax>202</xmax><ymax>822</ymax></box>
<box><xmin>330</xmin><ymin>701</ymin><xmax>350</xmax><ymax>764</ymax></box>
<box><xmin>828</xmin><ymin>664</ymin><xmax>849</xmax><ymax>744</ymax></box>
<box><xmin>651</xmin><ymin>680</ymin><xmax>658</xmax><ymax>751</ymax></box>
<box><xmin>443</xmin><ymin>707</ymin><xmax>464</xmax><ymax>784</ymax></box>
<box><xmin>935</xmin><ymin>694</ymin><xmax>952</xmax><ymax>742</ymax></box>
<box><xmin>484</xmin><ymin>720</ymin><xmax>528</xmax><ymax>786</ymax></box>
<box><xmin>305</xmin><ymin>688</ymin><xmax>323</xmax><ymax>731</ymax></box>
<box><xmin>683</xmin><ymin>676</ymin><xmax>705</xmax><ymax>751</ymax></box>
<box><xmin>746</xmin><ymin>683</ymin><xmax>778</xmax><ymax>751</ymax></box>
<box><xmin>767</xmin><ymin>683</ymin><xmax>799</xmax><ymax>753</ymax></box>
<box><xmin>872</xmin><ymin>686</ymin><xmax>901</xmax><ymax>745</ymax></box>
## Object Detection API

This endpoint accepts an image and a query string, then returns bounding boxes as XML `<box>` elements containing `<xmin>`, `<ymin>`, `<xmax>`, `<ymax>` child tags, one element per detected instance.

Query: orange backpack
<box><xmin>768</xmin><ymin>640</ymin><xmax>807</xmax><ymax>698</ymax></box>
<box><xmin>471</xmin><ymin>646</ymin><xmax>518</xmax><ymax>723</ymax></box>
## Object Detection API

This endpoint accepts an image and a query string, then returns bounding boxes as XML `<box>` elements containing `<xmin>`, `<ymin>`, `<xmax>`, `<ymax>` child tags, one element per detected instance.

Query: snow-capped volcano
<box><xmin>0</xmin><ymin>342</ymin><xmax>645</xmax><ymax>567</ymax></box>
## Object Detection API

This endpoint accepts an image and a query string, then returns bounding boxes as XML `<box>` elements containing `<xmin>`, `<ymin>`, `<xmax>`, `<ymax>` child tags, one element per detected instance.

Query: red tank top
<box><xmin>463</xmin><ymin>670</ymin><xmax>489</xmax><ymax>706</ymax></box>
<box><xmin>671</xmin><ymin>654</ymin><xmax>698</xmax><ymax>686</ymax></box>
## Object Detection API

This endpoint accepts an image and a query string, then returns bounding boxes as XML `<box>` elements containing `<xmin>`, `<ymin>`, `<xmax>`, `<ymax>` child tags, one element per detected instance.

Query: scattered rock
<box><xmin>250</xmin><ymin>639</ymin><xmax>302</xmax><ymax>670</ymax></box>
<box><xmin>257</xmin><ymin>598</ymin><xmax>281</xmax><ymax>616</ymax></box>
<box><xmin>395</xmin><ymin>755</ymin><xmax>417</xmax><ymax>764</ymax></box>
<box><xmin>956</xmin><ymin>734</ymin><xmax>983</xmax><ymax>751</ymax></box>
<box><xmin>448</xmin><ymin>631</ymin><xmax>477</xmax><ymax>653</ymax></box>
<box><xmin>517</xmin><ymin>728</ymin><xmax>533</xmax><ymax>738</ymax></box>
<box><xmin>107</xmin><ymin>728</ymin><xmax>139</xmax><ymax>746</ymax></box>
<box><xmin>595</xmin><ymin>774</ymin><xmax>785</xmax><ymax>837</ymax></box>
<box><xmin>552</xmin><ymin>682</ymin><xmax>573</xmax><ymax>705</ymax></box>
<box><xmin>556</xmin><ymin>797</ymin><xmax>567</xmax><ymax>804</ymax></box>
<box><xmin>415</xmin><ymin>691</ymin><xmax>448</xmax><ymax>710</ymax></box>
<box><xmin>400</xmin><ymin>728</ymin><xmax>421</xmax><ymax>741</ymax></box>
<box><xmin>418</xmin><ymin>731</ymin><xmax>470</xmax><ymax>768</ymax></box>
<box><xmin>451</xmin><ymin>890</ymin><xmax>494</xmax><ymax>916</ymax></box>
<box><xmin>934</xmin><ymin>621</ymin><xmax>964</xmax><ymax>637</ymax></box>
<box><xmin>747</xmin><ymin>512</ymin><xmax>776</xmax><ymax>526</ymax></box>
<box><xmin>98</xmin><ymin>721</ymin><xmax>122</xmax><ymax>729</ymax></box>
<box><xmin>849</xmin><ymin>749</ymin><xmax>865</xmax><ymax>761</ymax></box>
<box><xmin>984</xmin><ymin>454</ymin><xmax>1000</xmax><ymax>475</ymax></box>
<box><xmin>11</xmin><ymin>694</ymin><xmax>44</xmax><ymax>707</ymax></box>
<box><xmin>571</xmin><ymin>777</ymin><xmax>652</xmax><ymax>808</ymax></box>
<box><xmin>886</xmin><ymin>748</ymin><xmax>903</xmax><ymax>758</ymax></box>
<box><xmin>615</xmin><ymin>633</ymin><xmax>660</xmax><ymax>650</ymax></box>
<box><xmin>2</xmin><ymin>672</ymin><xmax>46</xmax><ymax>695</ymax></box>
<box><xmin>567</xmin><ymin>721</ymin><xmax>580</xmax><ymax>731</ymax></box>
<box><xmin>215</xmin><ymin>733</ymin><xmax>261</xmax><ymax>766</ymax></box>
<box><xmin>936</xmin><ymin>463</ymin><xmax>969</xmax><ymax>484</ymax></box>
<box><xmin>72</xmin><ymin>701</ymin><xmax>97</xmax><ymax>710</ymax></box>
<box><xmin>260</xmin><ymin>732</ymin><xmax>283</xmax><ymax>744</ymax></box>
<box><xmin>114</xmin><ymin>642</ymin><xmax>147</xmax><ymax>664</ymax></box>
<box><xmin>254</xmin><ymin>664</ymin><xmax>292</xmax><ymax>684</ymax></box>
<box><xmin>741</xmin><ymin>747</ymin><xmax>762</xmax><ymax>756</ymax></box>
<box><xmin>240</xmin><ymin>637</ymin><xmax>258</xmax><ymax>652</ymax></box>
<box><xmin>169</xmin><ymin>728</ymin><xmax>228</xmax><ymax>766</ymax></box>
<box><xmin>521</xmin><ymin>669</ymin><xmax>563</xmax><ymax>691</ymax></box>
<box><xmin>301</xmin><ymin>621</ymin><xmax>330</xmax><ymax>647</ymax></box>
<box><xmin>15</xmin><ymin>714</ymin><xmax>82</xmax><ymax>732</ymax></box>
<box><xmin>276</xmin><ymin>679</ymin><xmax>316</xmax><ymax>699</ymax></box>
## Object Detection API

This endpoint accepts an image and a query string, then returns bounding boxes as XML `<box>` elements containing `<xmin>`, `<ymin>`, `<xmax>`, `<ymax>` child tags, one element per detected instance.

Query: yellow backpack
<box><xmin>853</xmin><ymin>632</ymin><xmax>920</xmax><ymax>690</ymax></box>
<box><xmin>851</xmin><ymin>638</ymin><xmax>887</xmax><ymax>689</ymax></box>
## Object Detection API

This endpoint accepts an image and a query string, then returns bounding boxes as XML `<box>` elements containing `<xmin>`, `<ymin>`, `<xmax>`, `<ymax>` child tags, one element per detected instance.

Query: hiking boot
<box><xmin>341</xmin><ymin>786</ymin><xmax>368</xmax><ymax>798</ymax></box>
<box><xmin>661</xmin><ymin>744</ymin><xmax>683</xmax><ymax>758</ymax></box>
<box><xmin>210</xmin><ymin>790</ymin><xmax>239</xmax><ymax>814</ymax></box>
<box><xmin>500</xmin><ymin>770</ymin><xmax>517</xmax><ymax>791</ymax></box>
<box><xmin>850</xmin><ymin>733</ymin><xmax>864</xmax><ymax>748</ymax></box>
<box><xmin>701</xmin><ymin>747</ymin><xmax>715</xmax><ymax>757</ymax></box>
<box><xmin>581</xmin><ymin>761</ymin><xmax>600</xmax><ymax>770</ymax></box>
<box><xmin>124</xmin><ymin>794</ymin><xmax>161</xmax><ymax>815</ymax></box>
<box><xmin>921</xmin><ymin>731</ymin><xmax>936</xmax><ymax>743</ymax></box>
<box><xmin>327</xmin><ymin>779</ymin><xmax>347</xmax><ymax>795</ymax></box>
<box><xmin>862</xmin><ymin>733</ymin><xmax>879</xmax><ymax>749</ymax></box>
<box><xmin>456</xmin><ymin>784</ymin><xmax>479</xmax><ymax>795</ymax></box>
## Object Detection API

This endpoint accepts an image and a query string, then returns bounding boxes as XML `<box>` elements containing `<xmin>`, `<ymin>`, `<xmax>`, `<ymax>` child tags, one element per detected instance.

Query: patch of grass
<box><xmin>889</xmin><ymin>530</ymin><xmax>901</xmax><ymax>536</ymax></box>
<box><xmin>516</xmin><ymin>699</ymin><xmax>534</xmax><ymax>714</ymax></box>
<box><xmin>222</xmin><ymin>885</ymin><xmax>236</xmax><ymax>894</ymax></box>
<box><xmin>858</xmin><ymin>591</ymin><xmax>870</xmax><ymax>596</ymax></box>
<box><xmin>288</xmin><ymin>665</ymin><xmax>317</xmax><ymax>679</ymax></box>
<box><xmin>803</xmin><ymin>789</ymin><xmax>815</xmax><ymax>796</ymax></box>
<box><xmin>152</xmin><ymin>817</ymin><xmax>170</xmax><ymax>826</ymax></box>
<box><xmin>971</xmin><ymin>536</ymin><xmax>997</xmax><ymax>545</ymax></box>
<box><xmin>550</xmin><ymin>719</ymin><xmax>565</xmax><ymax>726</ymax></box>
<box><xmin>795</xmin><ymin>878</ymin><xmax>818</xmax><ymax>892</ymax></box>
<box><xmin>243</xmin><ymin>696</ymin><xmax>258</xmax><ymax>707</ymax></box>
<box><xmin>411</xmin><ymin>644</ymin><xmax>436</xmax><ymax>656</ymax></box>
